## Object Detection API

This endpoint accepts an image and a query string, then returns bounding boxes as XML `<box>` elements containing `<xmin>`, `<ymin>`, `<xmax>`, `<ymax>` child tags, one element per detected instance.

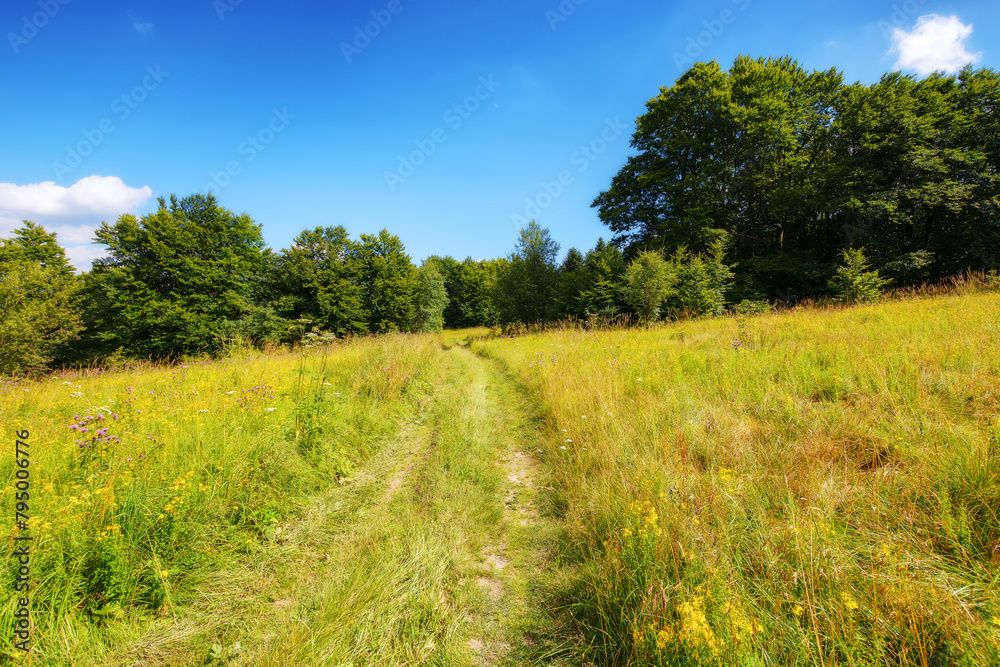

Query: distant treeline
<box><xmin>2</xmin><ymin>56</ymin><xmax>997</xmax><ymax>374</ymax></box>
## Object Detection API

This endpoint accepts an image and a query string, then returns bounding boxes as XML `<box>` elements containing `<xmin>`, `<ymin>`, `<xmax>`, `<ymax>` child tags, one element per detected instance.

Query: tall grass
<box><xmin>474</xmin><ymin>289</ymin><xmax>1000</xmax><ymax>665</ymax></box>
<box><xmin>1</xmin><ymin>334</ymin><xmax>439</xmax><ymax>664</ymax></box>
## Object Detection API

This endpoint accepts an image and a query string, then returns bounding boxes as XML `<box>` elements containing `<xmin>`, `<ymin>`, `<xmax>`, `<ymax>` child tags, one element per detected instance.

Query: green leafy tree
<box><xmin>276</xmin><ymin>226</ymin><xmax>367</xmax><ymax>335</ymax></box>
<box><xmin>0</xmin><ymin>222</ymin><xmax>82</xmax><ymax>374</ymax></box>
<box><xmin>594</xmin><ymin>57</ymin><xmax>1000</xmax><ymax>299</ymax></box>
<box><xmin>623</xmin><ymin>250</ymin><xmax>672</xmax><ymax>325</ymax></box>
<box><xmin>556</xmin><ymin>247</ymin><xmax>588</xmax><ymax>318</ymax></box>
<box><xmin>457</xmin><ymin>258</ymin><xmax>502</xmax><ymax>327</ymax></box>
<box><xmin>579</xmin><ymin>239</ymin><xmax>627</xmax><ymax>319</ymax></box>
<box><xmin>352</xmin><ymin>230</ymin><xmax>418</xmax><ymax>333</ymax></box>
<box><xmin>494</xmin><ymin>221</ymin><xmax>560</xmax><ymax>323</ymax></box>
<box><xmin>663</xmin><ymin>232</ymin><xmax>735</xmax><ymax>317</ymax></box>
<box><xmin>828</xmin><ymin>247</ymin><xmax>890</xmax><ymax>304</ymax></box>
<box><xmin>413</xmin><ymin>262</ymin><xmax>449</xmax><ymax>332</ymax></box>
<box><xmin>84</xmin><ymin>194</ymin><xmax>271</xmax><ymax>358</ymax></box>
<box><xmin>423</xmin><ymin>255</ymin><xmax>465</xmax><ymax>328</ymax></box>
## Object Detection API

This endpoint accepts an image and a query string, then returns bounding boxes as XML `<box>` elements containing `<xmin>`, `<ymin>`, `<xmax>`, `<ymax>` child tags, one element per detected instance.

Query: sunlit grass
<box><xmin>474</xmin><ymin>289</ymin><xmax>1000</xmax><ymax>666</ymax></box>
<box><xmin>0</xmin><ymin>335</ymin><xmax>440</xmax><ymax>663</ymax></box>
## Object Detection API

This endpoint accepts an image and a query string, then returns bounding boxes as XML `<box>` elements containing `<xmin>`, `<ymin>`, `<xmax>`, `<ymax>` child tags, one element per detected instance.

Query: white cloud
<box><xmin>0</xmin><ymin>175</ymin><xmax>152</xmax><ymax>218</ymax></box>
<box><xmin>889</xmin><ymin>14</ymin><xmax>981</xmax><ymax>75</ymax></box>
<box><xmin>0</xmin><ymin>213</ymin><xmax>21</xmax><ymax>236</ymax></box>
<box><xmin>0</xmin><ymin>175</ymin><xmax>151</xmax><ymax>272</ymax></box>
<box><xmin>130</xmin><ymin>14</ymin><xmax>155</xmax><ymax>36</ymax></box>
<box><xmin>64</xmin><ymin>244</ymin><xmax>109</xmax><ymax>272</ymax></box>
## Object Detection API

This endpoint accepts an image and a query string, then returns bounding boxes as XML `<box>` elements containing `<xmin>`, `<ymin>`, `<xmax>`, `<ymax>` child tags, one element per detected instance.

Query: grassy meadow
<box><xmin>3</xmin><ymin>287</ymin><xmax>1000</xmax><ymax>666</ymax></box>
<box><xmin>474</xmin><ymin>287</ymin><xmax>1000</xmax><ymax>665</ymax></box>
<box><xmin>1</xmin><ymin>335</ymin><xmax>443</xmax><ymax>664</ymax></box>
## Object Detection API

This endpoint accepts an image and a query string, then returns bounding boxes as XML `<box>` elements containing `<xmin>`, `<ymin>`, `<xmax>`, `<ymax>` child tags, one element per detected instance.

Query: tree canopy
<box><xmin>84</xmin><ymin>194</ymin><xmax>269</xmax><ymax>358</ymax></box>
<box><xmin>0</xmin><ymin>223</ymin><xmax>82</xmax><ymax>374</ymax></box>
<box><xmin>593</xmin><ymin>57</ymin><xmax>1000</xmax><ymax>299</ymax></box>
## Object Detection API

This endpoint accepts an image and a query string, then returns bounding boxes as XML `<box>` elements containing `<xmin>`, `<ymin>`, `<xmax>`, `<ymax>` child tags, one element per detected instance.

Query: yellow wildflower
<box><xmin>793</xmin><ymin>604</ymin><xmax>804</xmax><ymax>617</ymax></box>
<box><xmin>841</xmin><ymin>591</ymin><xmax>859</xmax><ymax>611</ymax></box>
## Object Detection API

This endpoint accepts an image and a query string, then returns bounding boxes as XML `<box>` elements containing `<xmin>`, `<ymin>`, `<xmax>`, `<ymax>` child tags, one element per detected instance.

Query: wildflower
<box><xmin>793</xmin><ymin>604</ymin><xmax>804</xmax><ymax>617</ymax></box>
<box><xmin>126</xmin><ymin>387</ymin><xmax>133</xmax><ymax>392</ymax></box>
<box><xmin>565</xmin><ymin>439</ymin><xmax>573</xmax><ymax>443</ymax></box>
<box><xmin>69</xmin><ymin>424</ymin><xmax>79</xmax><ymax>431</ymax></box>
<box><xmin>656</xmin><ymin>626</ymin><xmax>673</xmax><ymax>650</ymax></box>
<box><xmin>160</xmin><ymin>570</ymin><xmax>169</xmax><ymax>578</ymax></box>
<box><xmin>841</xmin><ymin>591</ymin><xmax>859</xmax><ymax>611</ymax></box>
<box><xmin>991</xmin><ymin>615</ymin><xmax>1000</xmax><ymax>629</ymax></box>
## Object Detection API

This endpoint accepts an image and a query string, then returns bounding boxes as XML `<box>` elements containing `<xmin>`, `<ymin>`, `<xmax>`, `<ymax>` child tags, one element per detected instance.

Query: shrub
<box><xmin>828</xmin><ymin>247</ymin><xmax>890</xmax><ymax>304</ymax></box>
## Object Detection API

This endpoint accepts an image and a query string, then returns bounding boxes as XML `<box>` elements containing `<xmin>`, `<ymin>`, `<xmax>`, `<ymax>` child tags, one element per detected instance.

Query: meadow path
<box><xmin>252</xmin><ymin>342</ymin><xmax>581</xmax><ymax>666</ymax></box>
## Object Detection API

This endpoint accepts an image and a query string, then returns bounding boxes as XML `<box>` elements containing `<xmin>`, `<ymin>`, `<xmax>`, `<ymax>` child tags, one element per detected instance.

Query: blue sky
<box><xmin>1</xmin><ymin>0</ymin><xmax>996</xmax><ymax>271</ymax></box>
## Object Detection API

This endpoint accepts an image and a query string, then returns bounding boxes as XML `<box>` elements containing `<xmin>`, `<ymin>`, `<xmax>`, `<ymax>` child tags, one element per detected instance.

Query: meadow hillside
<box><xmin>475</xmin><ymin>286</ymin><xmax>1000</xmax><ymax>665</ymax></box>
<box><xmin>2</xmin><ymin>287</ymin><xmax>1000</xmax><ymax>666</ymax></box>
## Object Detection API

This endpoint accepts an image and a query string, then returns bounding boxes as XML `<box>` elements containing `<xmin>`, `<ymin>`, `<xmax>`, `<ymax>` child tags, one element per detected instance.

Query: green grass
<box><xmin>5</xmin><ymin>288</ymin><xmax>1000</xmax><ymax>666</ymax></box>
<box><xmin>0</xmin><ymin>335</ymin><xmax>441</xmax><ymax>664</ymax></box>
<box><xmin>473</xmin><ymin>288</ymin><xmax>1000</xmax><ymax>666</ymax></box>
